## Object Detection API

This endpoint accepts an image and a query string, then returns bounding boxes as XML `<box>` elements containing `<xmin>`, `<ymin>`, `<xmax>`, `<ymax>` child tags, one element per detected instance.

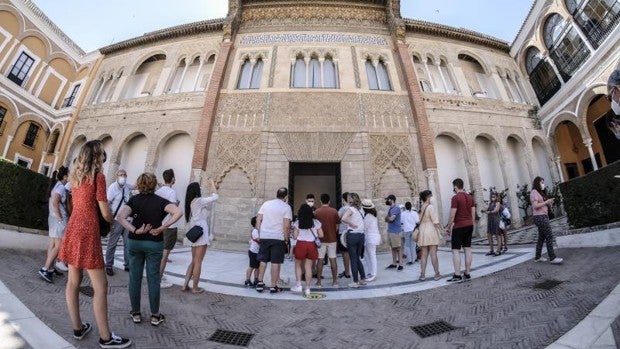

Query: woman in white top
<box><xmin>38</xmin><ymin>166</ymin><xmax>70</xmax><ymax>283</ymax></box>
<box><xmin>291</xmin><ymin>204</ymin><xmax>324</xmax><ymax>297</ymax></box>
<box><xmin>361</xmin><ymin>199</ymin><xmax>381</xmax><ymax>282</ymax></box>
<box><xmin>182</xmin><ymin>179</ymin><xmax>218</xmax><ymax>294</ymax></box>
<box><xmin>340</xmin><ymin>192</ymin><xmax>367</xmax><ymax>288</ymax></box>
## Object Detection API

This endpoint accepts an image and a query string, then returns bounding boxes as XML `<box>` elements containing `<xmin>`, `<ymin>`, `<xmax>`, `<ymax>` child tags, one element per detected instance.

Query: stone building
<box><xmin>3</xmin><ymin>0</ymin><xmax>618</xmax><ymax>250</ymax></box>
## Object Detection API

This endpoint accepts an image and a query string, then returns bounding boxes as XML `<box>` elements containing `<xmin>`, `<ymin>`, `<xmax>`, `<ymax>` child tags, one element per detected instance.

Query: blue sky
<box><xmin>32</xmin><ymin>0</ymin><xmax>534</xmax><ymax>53</ymax></box>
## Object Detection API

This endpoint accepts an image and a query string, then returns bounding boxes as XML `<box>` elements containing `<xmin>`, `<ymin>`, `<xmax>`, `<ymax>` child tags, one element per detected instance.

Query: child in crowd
<box><xmin>245</xmin><ymin>216</ymin><xmax>260</xmax><ymax>287</ymax></box>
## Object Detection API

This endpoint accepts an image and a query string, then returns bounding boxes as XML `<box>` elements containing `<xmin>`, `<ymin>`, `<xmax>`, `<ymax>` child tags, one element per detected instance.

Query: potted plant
<box><xmin>516</xmin><ymin>183</ymin><xmax>533</xmax><ymax>225</ymax></box>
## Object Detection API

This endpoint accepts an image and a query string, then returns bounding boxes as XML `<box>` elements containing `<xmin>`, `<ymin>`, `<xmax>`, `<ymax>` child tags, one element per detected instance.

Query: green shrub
<box><xmin>0</xmin><ymin>158</ymin><xmax>50</xmax><ymax>230</ymax></box>
<box><xmin>559</xmin><ymin>160</ymin><xmax>620</xmax><ymax>228</ymax></box>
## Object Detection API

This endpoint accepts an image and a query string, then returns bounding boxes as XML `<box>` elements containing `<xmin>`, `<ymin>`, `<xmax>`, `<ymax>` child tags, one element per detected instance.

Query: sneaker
<box><xmin>550</xmin><ymin>257</ymin><xmax>563</xmax><ymax>264</ymax></box>
<box><xmin>38</xmin><ymin>268</ymin><xmax>53</xmax><ymax>283</ymax></box>
<box><xmin>160</xmin><ymin>276</ymin><xmax>173</xmax><ymax>289</ymax></box>
<box><xmin>385</xmin><ymin>264</ymin><xmax>397</xmax><ymax>269</ymax></box>
<box><xmin>366</xmin><ymin>275</ymin><xmax>376</xmax><ymax>282</ymax></box>
<box><xmin>447</xmin><ymin>275</ymin><xmax>462</xmax><ymax>282</ymax></box>
<box><xmin>406</xmin><ymin>262</ymin><xmax>414</xmax><ymax>266</ymax></box>
<box><xmin>397</xmin><ymin>266</ymin><xmax>404</xmax><ymax>272</ymax></box>
<box><xmin>99</xmin><ymin>333</ymin><xmax>131</xmax><ymax>348</ymax></box>
<box><xmin>485</xmin><ymin>251</ymin><xmax>495</xmax><ymax>256</ymax></box>
<box><xmin>105</xmin><ymin>267</ymin><xmax>114</xmax><ymax>276</ymax></box>
<box><xmin>73</xmin><ymin>322</ymin><xmax>92</xmax><ymax>340</ymax></box>
<box><xmin>463</xmin><ymin>273</ymin><xmax>471</xmax><ymax>281</ymax></box>
<box><xmin>55</xmin><ymin>261</ymin><xmax>68</xmax><ymax>272</ymax></box>
<box><xmin>534</xmin><ymin>257</ymin><xmax>548</xmax><ymax>263</ymax></box>
<box><xmin>304</xmin><ymin>288</ymin><xmax>311</xmax><ymax>297</ymax></box>
<box><xmin>129</xmin><ymin>311</ymin><xmax>141</xmax><ymax>324</ymax></box>
<box><xmin>290</xmin><ymin>284</ymin><xmax>303</xmax><ymax>293</ymax></box>
<box><xmin>338</xmin><ymin>272</ymin><xmax>351</xmax><ymax>278</ymax></box>
<box><xmin>51</xmin><ymin>268</ymin><xmax>63</xmax><ymax>276</ymax></box>
<box><xmin>256</xmin><ymin>281</ymin><xmax>265</xmax><ymax>293</ymax></box>
<box><xmin>151</xmin><ymin>314</ymin><xmax>165</xmax><ymax>326</ymax></box>
<box><xmin>358</xmin><ymin>280</ymin><xmax>367</xmax><ymax>286</ymax></box>
<box><xmin>348</xmin><ymin>282</ymin><xmax>359</xmax><ymax>288</ymax></box>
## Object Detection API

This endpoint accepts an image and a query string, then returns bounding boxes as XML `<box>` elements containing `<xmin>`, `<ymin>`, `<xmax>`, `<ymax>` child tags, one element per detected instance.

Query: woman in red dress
<box><xmin>58</xmin><ymin>140</ymin><xmax>131</xmax><ymax>348</ymax></box>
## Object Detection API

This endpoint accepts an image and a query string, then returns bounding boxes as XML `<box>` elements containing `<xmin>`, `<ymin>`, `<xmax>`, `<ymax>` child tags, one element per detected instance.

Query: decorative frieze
<box><xmin>213</xmin><ymin>133</ymin><xmax>261</xmax><ymax>195</ymax></box>
<box><xmin>369</xmin><ymin>134</ymin><xmax>417</xmax><ymax>197</ymax></box>
<box><xmin>275</xmin><ymin>132</ymin><xmax>355</xmax><ymax>161</ymax></box>
<box><xmin>239</xmin><ymin>33</ymin><xmax>389</xmax><ymax>46</ymax></box>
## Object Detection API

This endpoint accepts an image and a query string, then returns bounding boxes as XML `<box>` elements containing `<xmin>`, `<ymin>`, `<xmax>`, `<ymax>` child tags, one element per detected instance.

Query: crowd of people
<box><xmin>35</xmin><ymin>138</ymin><xmax>566</xmax><ymax>346</ymax></box>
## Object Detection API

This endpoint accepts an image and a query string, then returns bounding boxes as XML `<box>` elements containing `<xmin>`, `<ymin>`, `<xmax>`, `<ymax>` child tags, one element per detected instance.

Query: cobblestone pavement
<box><xmin>1</xmin><ymin>246</ymin><xmax>619</xmax><ymax>349</ymax></box>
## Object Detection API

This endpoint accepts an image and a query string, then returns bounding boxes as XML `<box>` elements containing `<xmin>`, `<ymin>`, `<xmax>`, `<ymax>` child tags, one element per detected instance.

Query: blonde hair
<box><xmin>348</xmin><ymin>192</ymin><xmax>362</xmax><ymax>208</ymax></box>
<box><xmin>69</xmin><ymin>140</ymin><xmax>106</xmax><ymax>187</ymax></box>
<box><xmin>136</xmin><ymin>172</ymin><xmax>158</xmax><ymax>194</ymax></box>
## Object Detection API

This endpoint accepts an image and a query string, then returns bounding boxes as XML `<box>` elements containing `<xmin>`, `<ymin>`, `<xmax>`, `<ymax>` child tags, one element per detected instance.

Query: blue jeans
<box><xmin>105</xmin><ymin>221</ymin><xmax>128</xmax><ymax>268</ymax></box>
<box><xmin>127</xmin><ymin>239</ymin><xmax>163</xmax><ymax>314</ymax></box>
<box><xmin>346</xmin><ymin>233</ymin><xmax>366</xmax><ymax>283</ymax></box>
<box><xmin>402</xmin><ymin>231</ymin><xmax>416</xmax><ymax>263</ymax></box>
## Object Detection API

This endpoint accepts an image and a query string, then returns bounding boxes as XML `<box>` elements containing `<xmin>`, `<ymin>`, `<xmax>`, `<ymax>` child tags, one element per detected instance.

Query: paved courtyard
<box><xmin>0</xmin><ymin>228</ymin><xmax>619</xmax><ymax>348</ymax></box>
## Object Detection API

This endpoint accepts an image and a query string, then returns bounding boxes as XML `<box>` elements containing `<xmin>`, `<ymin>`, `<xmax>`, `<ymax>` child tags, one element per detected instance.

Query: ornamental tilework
<box><xmin>240</xmin><ymin>33</ymin><xmax>389</xmax><ymax>46</ymax></box>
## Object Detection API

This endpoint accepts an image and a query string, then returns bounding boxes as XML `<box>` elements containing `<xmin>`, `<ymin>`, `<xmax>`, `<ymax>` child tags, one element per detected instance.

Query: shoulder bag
<box><xmin>186</xmin><ymin>225</ymin><xmax>204</xmax><ymax>243</ymax></box>
<box><xmin>310</xmin><ymin>228</ymin><xmax>321</xmax><ymax>248</ymax></box>
<box><xmin>412</xmin><ymin>205</ymin><xmax>428</xmax><ymax>243</ymax></box>
<box><xmin>95</xmin><ymin>174</ymin><xmax>112</xmax><ymax>238</ymax></box>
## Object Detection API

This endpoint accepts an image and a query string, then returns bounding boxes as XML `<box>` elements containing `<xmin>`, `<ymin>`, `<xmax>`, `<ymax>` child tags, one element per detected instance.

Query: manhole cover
<box><xmin>304</xmin><ymin>292</ymin><xmax>326</xmax><ymax>300</ymax></box>
<box><xmin>533</xmin><ymin>279</ymin><xmax>563</xmax><ymax>290</ymax></box>
<box><xmin>208</xmin><ymin>329</ymin><xmax>254</xmax><ymax>347</ymax></box>
<box><xmin>411</xmin><ymin>320</ymin><xmax>458</xmax><ymax>338</ymax></box>
<box><xmin>79</xmin><ymin>286</ymin><xmax>94</xmax><ymax>298</ymax></box>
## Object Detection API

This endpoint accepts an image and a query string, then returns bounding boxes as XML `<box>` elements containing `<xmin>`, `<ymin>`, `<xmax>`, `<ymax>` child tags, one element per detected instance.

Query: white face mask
<box><xmin>612</xmin><ymin>100</ymin><xmax>620</xmax><ymax>115</ymax></box>
<box><xmin>117</xmin><ymin>177</ymin><xmax>126</xmax><ymax>186</ymax></box>
<box><xmin>306</xmin><ymin>201</ymin><xmax>314</xmax><ymax>208</ymax></box>
<box><xmin>540</xmin><ymin>183</ymin><xmax>545</xmax><ymax>191</ymax></box>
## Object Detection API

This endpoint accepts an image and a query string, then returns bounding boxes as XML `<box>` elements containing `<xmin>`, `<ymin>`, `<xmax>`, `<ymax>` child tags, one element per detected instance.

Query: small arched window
<box><xmin>365</xmin><ymin>59</ymin><xmax>379</xmax><ymax>90</ymax></box>
<box><xmin>236</xmin><ymin>57</ymin><xmax>263</xmax><ymax>90</ymax></box>
<box><xmin>323</xmin><ymin>56</ymin><xmax>338</xmax><ymax>88</ymax></box>
<box><xmin>524</xmin><ymin>46</ymin><xmax>562</xmax><ymax>105</ymax></box>
<box><xmin>366</xmin><ymin>58</ymin><xmax>391</xmax><ymax>91</ymax></box>
<box><xmin>292</xmin><ymin>56</ymin><xmax>306</xmax><ymax>88</ymax></box>
<box><xmin>309</xmin><ymin>56</ymin><xmax>321</xmax><ymax>88</ymax></box>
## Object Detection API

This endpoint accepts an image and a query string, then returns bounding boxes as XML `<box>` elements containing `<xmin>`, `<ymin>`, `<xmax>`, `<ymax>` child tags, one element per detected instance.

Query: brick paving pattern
<box><xmin>1</xmin><ymin>246</ymin><xmax>619</xmax><ymax>348</ymax></box>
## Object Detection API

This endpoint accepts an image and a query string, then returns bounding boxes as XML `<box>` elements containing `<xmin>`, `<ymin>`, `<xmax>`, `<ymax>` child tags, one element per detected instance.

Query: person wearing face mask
<box><xmin>530</xmin><ymin>177</ymin><xmax>563</xmax><ymax>264</ymax></box>
<box><xmin>384</xmin><ymin>194</ymin><xmax>403</xmax><ymax>271</ymax></box>
<box><xmin>105</xmin><ymin>169</ymin><xmax>134</xmax><ymax>276</ymax></box>
<box><xmin>607</xmin><ymin>69</ymin><xmax>620</xmax><ymax>140</ymax></box>
<box><xmin>305</xmin><ymin>193</ymin><xmax>316</xmax><ymax>210</ymax></box>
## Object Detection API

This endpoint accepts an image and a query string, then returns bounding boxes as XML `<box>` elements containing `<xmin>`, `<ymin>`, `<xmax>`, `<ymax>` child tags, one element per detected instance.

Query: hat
<box><xmin>608</xmin><ymin>69</ymin><xmax>620</xmax><ymax>94</ymax></box>
<box><xmin>384</xmin><ymin>194</ymin><xmax>396</xmax><ymax>201</ymax></box>
<box><xmin>361</xmin><ymin>199</ymin><xmax>375</xmax><ymax>209</ymax></box>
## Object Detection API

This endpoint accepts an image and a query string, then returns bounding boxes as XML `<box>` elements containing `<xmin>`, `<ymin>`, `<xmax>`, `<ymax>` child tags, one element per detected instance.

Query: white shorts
<box><xmin>48</xmin><ymin>216</ymin><xmax>66</xmax><ymax>239</ymax></box>
<box><xmin>318</xmin><ymin>242</ymin><xmax>337</xmax><ymax>259</ymax></box>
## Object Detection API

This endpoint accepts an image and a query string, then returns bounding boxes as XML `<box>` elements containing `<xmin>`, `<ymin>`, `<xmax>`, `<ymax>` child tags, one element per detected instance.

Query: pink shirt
<box><xmin>530</xmin><ymin>190</ymin><xmax>548</xmax><ymax>216</ymax></box>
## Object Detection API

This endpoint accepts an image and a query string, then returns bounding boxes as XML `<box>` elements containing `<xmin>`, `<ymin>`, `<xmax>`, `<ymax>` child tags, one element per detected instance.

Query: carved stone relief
<box><xmin>369</xmin><ymin>134</ymin><xmax>417</xmax><ymax>197</ymax></box>
<box><xmin>275</xmin><ymin>132</ymin><xmax>355</xmax><ymax>161</ymax></box>
<box><xmin>213</xmin><ymin>133</ymin><xmax>261</xmax><ymax>195</ymax></box>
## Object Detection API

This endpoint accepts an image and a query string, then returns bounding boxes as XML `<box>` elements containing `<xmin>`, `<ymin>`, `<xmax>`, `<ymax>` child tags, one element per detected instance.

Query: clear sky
<box><xmin>31</xmin><ymin>0</ymin><xmax>534</xmax><ymax>53</ymax></box>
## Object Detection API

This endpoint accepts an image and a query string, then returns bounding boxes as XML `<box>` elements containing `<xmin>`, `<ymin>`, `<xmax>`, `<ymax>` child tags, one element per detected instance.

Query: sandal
<box><xmin>191</xmin><ymin>287</ymin><xmax>205</xmax><ymax>294</ymax></box>
<box><xmin>433</xmin><ymin>273</ymin><xmax>442</xmax><ymax>281</ymax></box>
<box><xmin>129</xmin><ymin>311</ymin><xmax>142</xmax><ymax>323</ymax></box>
<box><xmin>418</xmin><ymin>274</ymin><xmax>426</xmax><ymax>281</ymax></box>
<box><xmin>270</xmin><ymin>286</ymin><xmax>283</xmax><ymax>294</ymax></box>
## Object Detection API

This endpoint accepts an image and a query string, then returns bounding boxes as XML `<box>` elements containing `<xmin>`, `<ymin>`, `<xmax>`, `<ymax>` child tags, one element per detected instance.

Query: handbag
<box><xmin>186</xmin><ymin>225</ymin><xmax>204</xmax><ymax>243</ymax></box>
<box><xmin>412</xmin><ymin>205</ymin><xmax>428</xmax><ymax>243</ymax></box>
<box><xmin>94</xmin><ymin>174</ymin><xmax>111</xmax><ymax>238</ymax></box>
<box><xmin>310</xmin><ymin>228</ymin><xmax>321</xmax><ymax>248</ymax></box>
<box><xmin>340</xmin><ymin>230</ymin><xmax>348</xmax><ymax>248</ymax></box>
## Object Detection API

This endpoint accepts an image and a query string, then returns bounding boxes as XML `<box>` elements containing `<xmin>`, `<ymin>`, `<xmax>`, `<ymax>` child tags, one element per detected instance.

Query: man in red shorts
<box><xmin>445</xmin><ymin>178</ymin><xmax>475</xmax><ymax>282</ymax></box>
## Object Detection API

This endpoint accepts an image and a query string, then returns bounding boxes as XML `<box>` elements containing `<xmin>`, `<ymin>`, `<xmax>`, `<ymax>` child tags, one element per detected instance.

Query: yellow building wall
<box><xmin>39</xmin><ymin>74</ymin><xmax>61</xmax><ymax>106</ymax></box>
<box><xmin>0</xmin><ymin>11</ymin><xmax>20</xmax><ymax>36</ymax></box>
<box><xmin>7</xmin><ymin>121</ymin><xmax>47</xmax><ymax>171</ymax></box>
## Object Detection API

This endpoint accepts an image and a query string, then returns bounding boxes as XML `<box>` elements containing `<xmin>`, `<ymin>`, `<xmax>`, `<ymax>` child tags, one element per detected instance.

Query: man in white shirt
<box><xmin>401</xmin><ymin>201</ymin><xmax>420</xmax><ymax>265</ymax></box>
<box><xmin>255</xmin><ymin>187</ymin><xmax>293</xmax><ymax>294</ymax></box>
<box><xmin>105</xmin><ymin>169</ymin><xmax>134</xmax><ymax>276</ymax></box>
<box><xmin>154</xmin><ymin>169</ymin><xmax>180</xmax><ymax>288</ymax></box>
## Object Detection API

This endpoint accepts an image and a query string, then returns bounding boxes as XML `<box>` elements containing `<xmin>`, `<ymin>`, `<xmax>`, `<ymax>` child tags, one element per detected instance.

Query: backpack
<box><xmin>501</xmin><ymin>206</ymin><xmax>512</xmax><ymax>226</ymax></box>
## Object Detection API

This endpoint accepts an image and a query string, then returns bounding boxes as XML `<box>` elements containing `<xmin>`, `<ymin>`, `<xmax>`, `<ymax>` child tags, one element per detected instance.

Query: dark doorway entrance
<box><xmin>288</xmin><ymin>163</ymin><xmax>341</xmax><ymax>214</ymax></box>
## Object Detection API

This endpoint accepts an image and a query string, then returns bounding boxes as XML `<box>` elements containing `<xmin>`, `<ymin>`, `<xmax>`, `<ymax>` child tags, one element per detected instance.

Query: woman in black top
<box><xmin>117</xmin><ymin>173</ymin><xmax>182</xmax><ymax>326</ymax></box>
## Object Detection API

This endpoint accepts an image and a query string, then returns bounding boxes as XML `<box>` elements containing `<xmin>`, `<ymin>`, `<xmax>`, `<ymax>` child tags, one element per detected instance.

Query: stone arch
<box><xmin>65</xmin><ymin>135</ymin><xmax>86</xmax><ymax>166</ymax></box>
<box><xmin>16</xmin><ymin>30</ymin><xmax>52</xmax><ymax>57</ymax></box>
<box><xmin>153</xmin><ymin>132</ymin><xmax>194</xmax><ymax>203</ymax></box>
<box><xmin>117</xmin><ymin>133</ymin><xmax>148</xmax><ymax>184</ymax></box>
<box><xmin>575</xmin><ymin>82</ymin><xmax>608</xmax><ymax>131</ymax></box>
<box><xmin>434</xmin><ymin>133</ymin><xmax>471</xmax><ymax>223</ymax></box>
<box><xmin>0</xmin><ymin>93</ymin><xmax>21</xmax><ymax>119</ymax></box>
<box><xmin>45</xmin><ymin>52</ymin><xmax>77</xmax><ymax>72</ymax></box>
<box><xmin>456</xmin><ymin>50</ymin><xmax>490</xmax><ymax>74</ymax></box>
<box><xmin>546</xmin><ymin>111</ymin><xmax>585</xmax><ymax>138</ymax></box>
<box><xmin>152</xmin><ymin>130</ymin><xmax>193</xmax><ymax>168</ymax></box>
<box><xmin>129</xmin><ymin>51</ymin><xmax>168</xmax><ymax>76</ymax></box>
<box><xmin>426</xmin><ymin>53</ymin><xmax>438</xmax><ymax>65</ymax></box>
<box><xmin>216</xmin><ymin>164</ymin><xmax>255</xmax><ymax>196</ymax></box>
<box><xmin>9</xmin><ymin>112</ymin><xmax>50</xmax><ymax>135</ymax></box>
<box><xmin>474</xmin><ymin>134</ymin><xmax>505</xmax><ymax>199</ymax></box>
<box><xmin>0</xmin><ymin>5</ymin><xmax>26</xmax><ymax>34</ymax></box>
<box><xmin>506</xmin><ymin>134</ymin><xmax>530</xmax><ymax>188</ymax></box>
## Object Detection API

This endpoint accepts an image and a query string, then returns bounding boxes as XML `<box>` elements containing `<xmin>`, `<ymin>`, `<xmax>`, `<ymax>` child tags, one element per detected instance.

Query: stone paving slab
<box><xmin>1</xmin><ymin>246</ymin><xmax>619</xmax><ymax>348</ymax></box>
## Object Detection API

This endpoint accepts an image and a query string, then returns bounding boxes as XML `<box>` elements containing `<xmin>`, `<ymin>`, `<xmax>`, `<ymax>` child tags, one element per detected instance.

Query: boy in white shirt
<box><xmin>245</xmin><ymin>216</ymin><xmax>260</xmax><ymax>287</ymax></box>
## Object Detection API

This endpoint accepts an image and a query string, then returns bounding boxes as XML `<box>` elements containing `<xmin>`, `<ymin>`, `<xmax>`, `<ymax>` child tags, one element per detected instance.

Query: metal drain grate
<box><xmin>534</xmin><ymin>279</ymin><xmax>563</xmax><ymax>290</ymax></box>
<box><xmin>79</xmin><ymin>286</ymin><xmax>94</xmax><ymax>297</ymax></box>
<box><xmin>411</xmin><ymin>320</ymin><xmax>458</xmax><ymax>338</ymax></box>
<box><xmin>208</xmin><ymin>329</ymin><xmax>254</xmax><ymax>347</ymax></box>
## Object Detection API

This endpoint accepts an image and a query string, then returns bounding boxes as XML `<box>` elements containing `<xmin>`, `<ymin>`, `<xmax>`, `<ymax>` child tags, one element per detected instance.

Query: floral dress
<box><xmin>59</xmin><ymin>172</ymin><xmax>107</xmax><ymax>269</ymax></box>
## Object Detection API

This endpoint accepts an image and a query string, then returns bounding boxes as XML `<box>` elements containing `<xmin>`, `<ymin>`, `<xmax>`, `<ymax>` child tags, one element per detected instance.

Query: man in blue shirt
<box><xmin>384</xmin><ymin>194</ymin><xmax>403</xmax><ymax>271</ymax></box>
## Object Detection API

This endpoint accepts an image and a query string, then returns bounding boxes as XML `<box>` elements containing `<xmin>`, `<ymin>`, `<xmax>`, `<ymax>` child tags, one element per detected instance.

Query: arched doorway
<box><xmin>554</xmin><ymin>120</ymin><xmax>593</xmax><ymax>179</ymax></box>
<box><xmin>154</xmin><ymin>133</ymin><xmax>194</xmax><ymax>209</ymax></box>
<box><xmin>587</xmin><ymin>95</ymin><xmax>618</xmax><ymax>164</ymax></box>
<box><xmin>474</xmin><ymin>136</ymin><xmax>505</xmax><ymax>196</ymax></box>
<box><xmin>434</xmin><ymin>135</ymin><xmax>470</xmax><ymax>223</ymax></box>
<box><xmin>119</xmin><ymin>135</ymin><xmax>148</xmax><ymax>185</ymax></box>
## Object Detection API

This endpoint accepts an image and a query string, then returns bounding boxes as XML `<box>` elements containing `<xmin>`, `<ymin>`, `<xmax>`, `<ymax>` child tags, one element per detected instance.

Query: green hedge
<box><xmin>0</xmin><ymin>159</ymin><xmax>50</xmax><ymax>230</ymax></box>
<box><xmin>559</xmin><ymin>160</ymin><xmax>620</xmax><ymax>229</ymax></box>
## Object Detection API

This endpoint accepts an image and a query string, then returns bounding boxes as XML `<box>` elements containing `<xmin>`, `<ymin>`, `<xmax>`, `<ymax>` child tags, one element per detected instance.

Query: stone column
<box><xmin>583</xmin><ymin>138</ymin><xmax>598</xmax><ymax>171</ymax></box>
<box><xmin>2</xmin><ymin>135</ymin><xmax>13</xmax><ymax>157</ymax></box>
<box><xmin>422</xmin><ymin>59</ymin><xmax>437</xmax><ymax>91</ymax></box>
<box><xmin>436</xmin><ymin>62</ymin><xmax>448</xmax><ymax>93</ymax></box>
<box><xmin>554</xmin><ymin>156</ymin><xmax>565</xmax><ymax>182</ymax></box>
<box><xmin>192</xmin><ymin>59</ymin><xmax>205</xmax><ymax>91</ymax></box>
